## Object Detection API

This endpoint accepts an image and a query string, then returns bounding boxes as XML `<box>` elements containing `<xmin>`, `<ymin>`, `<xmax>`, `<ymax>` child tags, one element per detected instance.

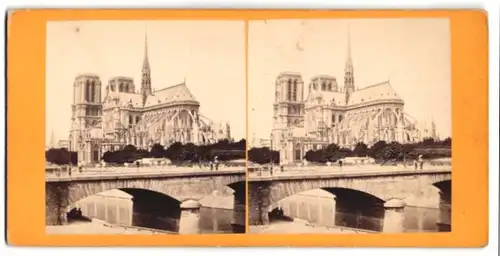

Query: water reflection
<box><xmin>71</xmin><ymin>189</ymin><xmax>236</xmax><ymax>234</ymax></box>
<box><xmin>272</xmin><ymin>189</ymin><xmax>442</xmax><ymax>233</ymax></box>
<box><xmin>199</xmin><ymin>207</ymin><xmax>235</xmax><ymax>233</ymax></box>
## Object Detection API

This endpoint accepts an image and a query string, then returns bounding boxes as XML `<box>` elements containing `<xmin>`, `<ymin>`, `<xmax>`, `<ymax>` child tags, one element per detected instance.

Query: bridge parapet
<box><xmin>46</xmin><ymin>168</ymin><xmax>245</xmax><ymax>182</ymax></box>
<box><xmin>248</xmin><ymin>166</ymin><xmax>451</xmax><ymax>182</ymax></box>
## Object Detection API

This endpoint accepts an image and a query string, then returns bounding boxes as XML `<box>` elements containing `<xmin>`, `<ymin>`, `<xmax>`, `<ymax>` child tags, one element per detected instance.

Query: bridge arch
<box><xmin>267</xmin><ymin>179</ymin><xmax>388</xmax><ymax>207</ymax></box>
<box><xmin>265</xmin><ymin>187</ymin><xmax>387</xmax><ymax>232</ymax></box>
<box><xmin>433</xmin><ymin>179</ymin><xmax>451</xmax><ymax>192</ymax></box>
<box><xmin>67</xmin><ymin>188</ymin><xmax>183</xmax><ymax>232</ymax></box>
<box><xmin>62</xmin><ymin>175</ymin><xmax>245</xmax><ymax>207</ymax></box>
<box><xmin>249</xmin><ymin>170</ymin><xmax>452</xmax><ymax>230</ymax></box>
<box><xmin>266</xmin><ymin>172</ymin><xmax>452</xmax><ymax>208</ymax></box>
<box><xmin>47</xmin><ymin>173</ymin><xmax>246</xmax><ymax>229</ymax></box>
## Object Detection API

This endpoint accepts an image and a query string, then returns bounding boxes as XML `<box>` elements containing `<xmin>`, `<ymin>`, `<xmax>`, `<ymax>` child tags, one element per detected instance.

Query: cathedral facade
<box><xmin>271</xmin><ymin>32</ymin><xmax>437</xmax><ymax>165</ymax></box>
<box><xmin>69</xmin><ymin>33</ymin><xmax>231</xmax><ymax>164</ymax></box>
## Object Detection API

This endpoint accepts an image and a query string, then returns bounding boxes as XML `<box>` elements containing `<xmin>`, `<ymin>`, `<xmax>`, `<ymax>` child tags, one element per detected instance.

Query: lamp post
<box><xmin>68</xmin><ymin>134</ymin><xmax>73</xmax><ymax>169</ymax></box>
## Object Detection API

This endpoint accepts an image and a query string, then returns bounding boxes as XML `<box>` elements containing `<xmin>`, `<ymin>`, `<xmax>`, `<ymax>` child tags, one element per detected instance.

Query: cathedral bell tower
<box><xmin>69</xmin><ymin>74</ymin><xmax>103</xmax><ymax>163</ymax></box>
<box><xmin>141</xmin><ymin>29</ymin><xmax>152</xmax><ymax>106</ymax></box>
<box><xmin>344</xmin><ymin>27</ymin><xmax>355</xmax><ymax>105</ymax></box>
<box><xmin>271</xmin><ymin>72</ymin><xmax>304</xmax><ymax>164</ymax></box>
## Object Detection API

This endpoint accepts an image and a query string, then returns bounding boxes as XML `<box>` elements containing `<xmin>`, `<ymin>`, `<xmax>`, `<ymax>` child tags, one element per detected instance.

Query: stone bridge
<box><xmin>248</xmin><ymin>166</ymin><xmax>451</xmax><ymax>233</ymax></box>
<box><xmin>46</xmin><ymin>168</ymin><xmax>246</xmax><ymax>233</ymax></box>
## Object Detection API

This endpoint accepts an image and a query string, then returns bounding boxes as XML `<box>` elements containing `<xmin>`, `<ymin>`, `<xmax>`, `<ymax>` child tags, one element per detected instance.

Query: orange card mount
<box><xmin>6</xmin><ymin>9</ymin><xmax>488</xmax><ymax>247</ymax></box>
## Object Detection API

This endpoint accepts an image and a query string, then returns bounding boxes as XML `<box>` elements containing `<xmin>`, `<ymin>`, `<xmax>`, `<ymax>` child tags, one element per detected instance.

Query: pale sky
<box><xmin>46</xmin><ymin>20</ymin><xmax>246</xmax><ymax>144</ymax></box>
<box><xmin>248</xmin><ymin>18</ymin><xmax>451</xmax><ymax>140</ymax></box>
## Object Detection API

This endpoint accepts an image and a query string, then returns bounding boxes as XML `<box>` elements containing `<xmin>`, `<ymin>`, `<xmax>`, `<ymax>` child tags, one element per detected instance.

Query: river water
<box><xmin>270</xmin><ymin>188</ymin><xmax>443</xmax><ymax>233</ymax></box>
<box><xmin>68</xmin><ymin>188</ymin><xmax>236</xmax><ymax>234</ymax></box>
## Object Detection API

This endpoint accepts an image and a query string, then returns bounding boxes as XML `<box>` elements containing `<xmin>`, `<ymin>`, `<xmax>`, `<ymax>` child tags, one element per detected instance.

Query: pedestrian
<box><xmin>78</xmin><ymin>161</ymin><xmax>83</xmax><ymax>173</ymax></box>
<box><xmin>214</xmin><ymin>156</ymin><xmax>219</xmax><ymax>171</ymax></box>
<box><xmin>418</xmin><ymin>154</ymin><xmax>424</xmax><ymax>170</ymax></box>
<box><xmin>278</xmin><ymin>207</ymin><xmax>284</xmax><ymax>218</ymax></box>
<box><xmin>339</xmin><ymin>159</ymin><xmax>343</xmax><ymax>168</ymax></box>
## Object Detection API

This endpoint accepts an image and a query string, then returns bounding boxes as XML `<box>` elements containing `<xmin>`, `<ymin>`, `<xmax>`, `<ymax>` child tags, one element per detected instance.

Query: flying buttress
<box><xmin>402</xmin><ymin>112</ymin><xmax>418</xmax><ymax>127</ymax></box>
<box><xmin>198</xmin><ymin>113</ymin><xmax>213</xmax><ymax>127</ymax></box>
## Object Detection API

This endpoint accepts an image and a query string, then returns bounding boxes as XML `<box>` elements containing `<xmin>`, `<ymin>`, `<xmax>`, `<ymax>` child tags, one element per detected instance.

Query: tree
<box><xmin>368</xmin><ymin>141</ymin><xmax>387</xmax><ymax>159</ymax></box>
<box><xmin>352</xmin><ymin>142</ymin><xmax>368</xmax><ymax>157</ymax></box>
<box><xmin>441</xmin><ymin>137</ymin><xmax>452</xmax><ymax>147</ymax></box>
<box><xmin>101</xmin><ymin>151</ymin><xmax>116</xmax><ymax>163</ymax></box>
<box><xmin>164</xmin><ymin>142</ymin><xmax>183</xmax><ymax>161</ymax></box>
<box><xmin>304</xmin><ymin>149</ymin><xmax>325</xmax><ymax>163</ymax></box>
<box><xmin>325</xmin><ymin>143</ymin><xmax>340</xmax><ymax>153</ymax></box>
<box><xmin>150</xmin><ymin>143</ymin><xmax>165</xmax><ymax>158</ymax></box>
<box><xmin>336</xmin><ymin>147</ymin><xmax>353</xmax><ymax>159</ymax></box>
<box><xmin>421</xmin><ymin>137</ymin><xmax>435</xmax><ymax>146</ymax></box>
<box><xmin>214</xmin><ymin>139</ymin><xmax>231</xmax><ymax>150</ymax></box>
<box><xmin>100</xmin><ymin>144</ymin><xmax>146</xmax><ymax>164</ymax></box>
<box><xmin>401</xmin><ymin>143</ymin><xmax>417</xmax><ymax>155</ymax></box>
<box><xmin>304</xmin><ymin>150</ymin><xmax>318</xmax><ymax>163</ymax></box>
<box><xmin>248</xmin><ymin>147</ymin><xmax>279</xmax><ymax>164</ymax></box>
<box><xmin>46</xmin><ymin>148</ymin><xmax>77</xmax><ymax>165</ymax></box>
<box><xmin>381</xmin><ymin>145</ymin><xmax>401</xmax><ymax>162</ymax></box>
<box><xmin>322</xmin><ymin>143</ymin><xmax>340</xmax><ymax>162</ymax></box>
<box><xmin>122</xmin><ymin>144</ymin><xmax>137</xmax><ymax>152</ymax></box>
<box><xmin>197</xmin><ymin>145</ymin><xmax>210</xmax><ymax>161</ymax></box>
<box><xmin>232</xmin><ymin>139</ymin><xmax>246</xmax><ymax>150</ymax></box>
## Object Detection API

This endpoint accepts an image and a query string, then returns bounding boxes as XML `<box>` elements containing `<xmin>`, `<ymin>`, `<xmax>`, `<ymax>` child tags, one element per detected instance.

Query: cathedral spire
<box><xmin>143</xmin><ymin>27</ymin><xmax>149</xmax><ymax>70</ymax></box>
<box><xmin>347</xmin><ymin>25</ymin><xmax>352</xmax><ymax>62</ymax></box>
<box><xmin>344</xmin><ymin>25</ymin><xmax>355</xmax><ymax>105</ymax></box>
<box><xmin>141</xmin><ymin>25</ymin><xmax>152</xmax><ymax>105</ymax></box>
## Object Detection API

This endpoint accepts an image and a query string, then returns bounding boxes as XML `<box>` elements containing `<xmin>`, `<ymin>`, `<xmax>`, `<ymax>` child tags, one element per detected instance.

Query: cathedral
<box><xmin>69</xmin><ymin>32</ymin><xmax>231</xmax><ymax>164</ymax></box>
<box><xmin>271</xmin><ymin>31</ymin><xmax>437</xmax><ymax>165</ymax></box>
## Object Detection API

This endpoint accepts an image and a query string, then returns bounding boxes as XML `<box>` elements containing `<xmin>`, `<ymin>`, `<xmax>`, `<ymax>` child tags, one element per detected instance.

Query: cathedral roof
<box><xmin>307</xmin><ymin>90</ymin><xmax>345</xmax><ymax>106</ymax></box>
<box><xmin>105</xmin><ymin>91</ymin><xmax>143</xmax><ymax>108</ymax></box>
<box><xmin>109</xmin><ymin>76</ymin><xmax>133</xmax><ymax>81</ymax></box>
<box><xmin>277</xmin><ymin>71</ymin><xmax>302</xmax><ymax>77</ymax></box>
<box><xmin>75</xmin><ymin>73</ymin><xmax>100</xmax><ymax>80</ymax></box>
<box><xmin>144</xmin><ymin>82</ymin><xmax>198</xmax><ymax>108</ymax></box>
<box><xmin>348</xmin><ymin>81</ymin><xmax>403</xmax><ymax>106</ymax></box>
<box><xmin>311</xmin><ymin>74</ymin><xmax>337</xmax><ymax>80</ymax></box>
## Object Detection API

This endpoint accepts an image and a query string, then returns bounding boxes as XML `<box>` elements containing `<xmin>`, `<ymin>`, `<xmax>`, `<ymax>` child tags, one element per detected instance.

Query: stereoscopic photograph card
<box><xmin>6</xmin><ymin>9</ymin><xmax>488</xmax><ymax>247</ymax></box>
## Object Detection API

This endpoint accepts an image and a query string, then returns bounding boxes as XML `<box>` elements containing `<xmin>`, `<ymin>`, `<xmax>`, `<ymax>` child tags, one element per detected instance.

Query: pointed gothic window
<box><xmin>287</xmin><ymin>79</ymin><xmax>292</xmax><ymax>101</ymax></box>
<box><xmin>292</xmin><ymin>79</ymin><xmax>298</xmax><ymax>101</ymax></box>
<box><xmin>84</xmin><ymin>80</ymin><xmax>90</xmax><ymax>102</ymax></box>
<box><xmin>90</xmin><ymin>81</ymin><xmax>96</xmax><ymax>103</ymax></box>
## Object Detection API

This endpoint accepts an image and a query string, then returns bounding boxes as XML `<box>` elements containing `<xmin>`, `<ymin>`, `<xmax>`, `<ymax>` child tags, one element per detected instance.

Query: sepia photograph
<box><xmin>45</xmin><ymin>20</ymin><xmax>247</xmax><ymax>235</ymax></box>
<box><xmin>247</xmin><ymin>19</ymin><xmax>452</xmax><ymax>234</ymax></box>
